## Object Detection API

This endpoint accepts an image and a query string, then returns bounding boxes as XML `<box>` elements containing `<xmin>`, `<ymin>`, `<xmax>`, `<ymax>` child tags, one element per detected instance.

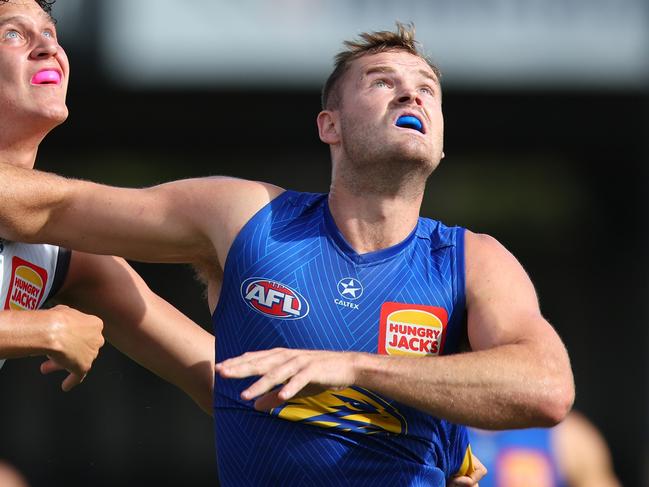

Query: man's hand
<box><xmin>449</xmin><ymin>453</ymin><xmax>487</xmax><ymax>486</ymax></box>
<box><xmin>39</xmin><ymin>305</ymin><xmax>104</xmax><ymax>391</ymax></box>
<box><xmin>216</xmin><ymin>348</ymin><xmax>358</xmax><ymax>410</ymax></box>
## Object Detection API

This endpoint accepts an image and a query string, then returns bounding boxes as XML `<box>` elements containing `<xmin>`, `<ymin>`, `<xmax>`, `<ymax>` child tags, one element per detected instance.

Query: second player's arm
<box><xmin>57</xmin><ymin>251</ymin><xmax>215</xmax><ymax>414</ymax></box>
<box><xmin>554</xmin><ymin>411</ymin><xmax>622</xmax><ymax>487</ymax></box>
<box><xmin>0</xmin><ymin>163</ymin><xmax>282</xmax><ymax>266</ymax></box>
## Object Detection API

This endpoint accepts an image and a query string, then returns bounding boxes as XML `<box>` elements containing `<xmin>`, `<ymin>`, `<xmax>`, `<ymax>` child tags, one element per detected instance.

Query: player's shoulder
<box><xmin>166</xmin><ymin>176</ymin><xmax>285</xmax><ymax>199</ymax></box>
<box><xmin>464</xmin><ymin>230</ymin><xmax>533</xmax><ymax>292</ymax></box>
<box><xmin>464</xmin><ymin>229</ymin><xmax>514</xmax><ymax>263</ymax></box>
<box><xmin>161</xmin><ymin>176</ymin><xmax>286</xmax><ymax>220</ymax></box>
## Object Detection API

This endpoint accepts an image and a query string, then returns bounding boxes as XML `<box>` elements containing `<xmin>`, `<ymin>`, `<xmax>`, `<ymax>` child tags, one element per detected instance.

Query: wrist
<box><xmin>351</xmin><ymin>351</ymin><xmax>381</xmax><ymax>389</ymax></box>
<box><xmin>42</xmin><ymin>307</ymin><xmax>64</xmax><ymax>354</ymax></box>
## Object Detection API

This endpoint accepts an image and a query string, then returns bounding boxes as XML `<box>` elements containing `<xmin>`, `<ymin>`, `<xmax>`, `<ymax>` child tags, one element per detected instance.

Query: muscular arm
<box><xmin>0</xmin><ymin>305</ymin><xmax>104</xmax><ymax>390</ymax></box>
<box><xmin>554</xmin><ymin>411</ymin><xmax>622</xmax><ymax>487</ymax></box>
<box><xmin>217</xmin><ymin>231</ymin><xmax>574</xmax><ymax>429</ymax></box>
<box><xmin>0</xmin><ymin>163</ymin><xmax>283</xmax><ymax>268</ymax></box>
<box><xmin>58</xmin><ymin>251</ymin><xmax>215</xmax><ymax>414</ymax></box>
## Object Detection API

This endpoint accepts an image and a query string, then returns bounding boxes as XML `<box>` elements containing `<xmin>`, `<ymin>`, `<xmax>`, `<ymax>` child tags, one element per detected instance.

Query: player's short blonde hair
<box><xmin>321</xmin><ymin>21</ymin><xmax>441</xmax><ymax>109</ymax></box>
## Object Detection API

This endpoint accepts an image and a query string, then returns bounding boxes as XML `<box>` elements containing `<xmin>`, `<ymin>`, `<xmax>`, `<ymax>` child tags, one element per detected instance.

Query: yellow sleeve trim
<box><xmin>455</xmin><ymin>444</ymin><xmax>475</xmax><ymax>477</ymax></box>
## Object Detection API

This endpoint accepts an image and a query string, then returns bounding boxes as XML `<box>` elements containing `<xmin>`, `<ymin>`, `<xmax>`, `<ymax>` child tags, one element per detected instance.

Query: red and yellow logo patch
<box><xmin>4</xmin><ymin>257</ymin><xmax>48</xmax><ymax>310</ymax></box>
<box><xmin>378</xmin><ymin>302</ymin><xmax>448</xmax><ymax>356</ymax></box>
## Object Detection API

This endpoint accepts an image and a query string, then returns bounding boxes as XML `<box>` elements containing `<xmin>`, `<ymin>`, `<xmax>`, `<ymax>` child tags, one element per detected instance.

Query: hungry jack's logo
<box><xmin>4</xmin><ymin>257</ymin><xmax>48</xmax><ymax>310</ymax></box>
<box><xmin>378</xmin><ymin>302</ymin><xmax>448</xmax><ymax>356</ymax></box>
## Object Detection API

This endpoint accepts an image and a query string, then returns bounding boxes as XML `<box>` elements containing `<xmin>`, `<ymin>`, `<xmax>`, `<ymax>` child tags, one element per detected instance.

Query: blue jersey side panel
<box><xmin>468</xmin><ymin>427</ymin><xmax>568</xmax><ymax>487</ymax></box>
<box><xmin>213</xmin><ymin>191</ymin><xmax>470</xmax><ymax>486</ymax></box>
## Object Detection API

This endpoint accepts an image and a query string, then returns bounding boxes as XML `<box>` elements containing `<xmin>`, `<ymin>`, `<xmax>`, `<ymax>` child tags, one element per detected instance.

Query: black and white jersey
<box><xmin>0</xmin><ymin>239</ymin><xmax>70</xmax><ymax>370</ymax></box>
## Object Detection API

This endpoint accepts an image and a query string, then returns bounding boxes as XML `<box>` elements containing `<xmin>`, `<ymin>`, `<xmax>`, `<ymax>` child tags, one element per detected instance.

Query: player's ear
<box><xmin>317</xmin><ymin>110</ymin><xmax>340</xmax><ymax>145</ymax></box>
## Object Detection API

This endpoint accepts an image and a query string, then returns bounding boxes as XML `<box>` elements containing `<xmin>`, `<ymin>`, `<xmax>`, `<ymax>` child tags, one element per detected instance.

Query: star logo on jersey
<box><xmin>337</xmin><ymin>278</ymin><xmax>363</xmax><ymax>300</ymax></box>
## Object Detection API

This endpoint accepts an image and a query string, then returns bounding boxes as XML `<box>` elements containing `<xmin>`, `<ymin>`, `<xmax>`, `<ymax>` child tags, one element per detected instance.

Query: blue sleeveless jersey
<box><xmin>213</xmin><ymin>191</ymin><xmax>471</xmax><ymax>486</ymax></box>
<box><xmin>467</xmin><ymin>427</ymin><xmax>567</xmax><ymax>487</ymax></box>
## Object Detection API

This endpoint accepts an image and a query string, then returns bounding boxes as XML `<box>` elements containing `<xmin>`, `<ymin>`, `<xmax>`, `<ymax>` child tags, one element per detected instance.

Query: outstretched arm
<box><xmin>0</xmin><ymin>305</ymin><xmax>104</xmax><ymax>391</ymax></box>
<box><xmin>57</xmin><ymin>251</ymin><xmax>215</xmax><ymax>414</ymax></box>
<box><xmin>0</xmin><ymin>163</ymin><xmax>283</xmax><ymax>267</ymax></box>
<box><xmin>217</xmin><ymin>231</ymin><xmax>574</xmax><ymax>429</ymax></box>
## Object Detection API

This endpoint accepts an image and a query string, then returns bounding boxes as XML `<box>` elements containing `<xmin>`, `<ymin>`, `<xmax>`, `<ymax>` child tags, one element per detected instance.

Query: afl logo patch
<box><xmin>241</xmin><ymin>278</ymin><xmax>309</xmax><ymax>320</ymax></box>
<box><xmin>4</xmin><ymin>256</ymin><xmax>48</xmax><ymax>311</ymax></box>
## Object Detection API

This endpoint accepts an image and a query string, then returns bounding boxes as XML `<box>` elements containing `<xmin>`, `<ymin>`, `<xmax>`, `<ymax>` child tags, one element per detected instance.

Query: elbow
<box><xmin>197</xmin><ymin>385</ymin><xmax>214</xmax><ymax>417</ymax></box>
<box><xmin>534</xmin><ymin>368</ymin><xmax>575</xmax><ymax>427</ymax></box>
<box><xmin>538</xmin><ymin>386</ymin><xmax>574</xmax><ymax>427</ymax></box>
<box><xmin>197</xmin><ymin>395</ymin><xmax>214</xmax><ymax>417</ymax></box>
<box><xmin>194</xmin><ymin>364</ymin><xmax>215</xmax><ymax>417</ymax></box>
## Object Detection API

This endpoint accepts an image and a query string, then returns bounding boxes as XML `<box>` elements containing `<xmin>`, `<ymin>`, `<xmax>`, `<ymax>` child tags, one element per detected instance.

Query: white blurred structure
<box><xmin>72</xmin><ymin>0</ymin><xmax>649</xmax><ymax>89</ymax></box>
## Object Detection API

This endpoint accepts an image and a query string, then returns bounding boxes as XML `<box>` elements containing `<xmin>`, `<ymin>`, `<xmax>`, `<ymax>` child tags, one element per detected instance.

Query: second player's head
<box><xmin>0</xmin><ymin>0</ymin><xmax>69</xmax><ymax>157</ymax></box>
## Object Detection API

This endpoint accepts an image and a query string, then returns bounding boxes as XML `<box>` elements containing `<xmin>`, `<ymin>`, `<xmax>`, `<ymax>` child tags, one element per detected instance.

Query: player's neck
<box><xmin>0</xmin><ymin>137</ymin><xmax>40</xmax><ymax>169</ymax></box>
<box><xmin>0</xmin><ymin>113</ymin><xmax>59</xmax><ymax>169</ymax></box>
<box><xmin>328</xmin><ymin>185</ymin><xmax>422</xmax><ymax>254</ymax></box>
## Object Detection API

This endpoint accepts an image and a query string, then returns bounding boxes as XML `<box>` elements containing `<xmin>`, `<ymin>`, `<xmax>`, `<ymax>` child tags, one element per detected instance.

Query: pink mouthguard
<box><xmin>31</xmin><ymin>70</ymin><xmax>61</xmax><ymax>85</ymax></box>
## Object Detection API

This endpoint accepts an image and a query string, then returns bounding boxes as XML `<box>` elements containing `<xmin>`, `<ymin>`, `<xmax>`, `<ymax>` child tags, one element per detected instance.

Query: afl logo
<box><xmin>241</xmin><ymin>278</ymin><xmax>309</xmax><ymax>320</ymax></box>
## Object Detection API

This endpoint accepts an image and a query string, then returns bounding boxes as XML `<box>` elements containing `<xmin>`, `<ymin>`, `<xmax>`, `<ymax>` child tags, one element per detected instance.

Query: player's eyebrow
<box><xmin>418</xmin><ymin>69</ymin><xmax>441</xmax><ymax>88</ymax></box>
<box><xmin>363</xmin><ymin>65</ymin><xmax>440</xmax><ymax>88</ymax></box>
<box><xmin>363</xmin><ymin>65</ymin><xmax>397</xmax><ymax>77</ymax></box>
<box><xmin>0</xmin><ymin>14</ymin><xmax>55</xmax><ymax>30</ymax></box>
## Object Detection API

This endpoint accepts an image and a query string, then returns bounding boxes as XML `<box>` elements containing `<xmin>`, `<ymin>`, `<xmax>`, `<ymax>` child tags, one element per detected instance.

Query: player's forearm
<box><xmin>353</xmin><ymin>341</ymin><xmax>574</xmax><ymax>429</ymax></box>
<box><xmin>65</xmin><ymin>254</ymin><xmax>215</xmax><ymax>414</ymax></box>
<box><xmin>104</xmin><ymin>303</ymin><xmax>215</xmax><ymax>416</ymax></box>
<box><xmin>0</xmin><ymin>309</ymin><xmax>66</xmax><ymax>358</ymax></box>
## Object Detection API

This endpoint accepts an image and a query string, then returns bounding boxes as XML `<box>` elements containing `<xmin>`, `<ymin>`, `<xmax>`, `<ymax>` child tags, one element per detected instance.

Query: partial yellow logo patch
<box><xmin>271</xmin><ymin>386</ymin><xmax>407</xmax><ymax>435</ymax></box>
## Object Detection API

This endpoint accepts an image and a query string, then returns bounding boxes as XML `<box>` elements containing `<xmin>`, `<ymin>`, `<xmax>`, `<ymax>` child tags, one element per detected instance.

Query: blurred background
<box><xmin>0</xmin><ymin>0</ymin><xmax>647</xmax><ymax>485</ymax></box>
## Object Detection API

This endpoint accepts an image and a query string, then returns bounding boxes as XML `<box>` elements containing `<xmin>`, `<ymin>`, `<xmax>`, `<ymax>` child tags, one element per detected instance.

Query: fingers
<box><xmin>216</xmin><ymin>348</ymin><xmax>291</xmax><ymax>378</ymax></box>
<box><xmin>61</xmin><ymin>372</ymin><xmax>85</xmax><ymax>392</ymax></box>
<box><xmin>41</xmin><ymin>358</ymin><xmax>87</xmax><ymax>392</ymax></box>
<box><xmin>448</xmin><ymin>478</ymin><xmax>480</xmax><ymax>487</ymax></box>
<box><xmin>240</xmin><ymin>357</ymin><xmax>306</xmax><ymax>401</ymax></box>
<box><xmin>471</xmin><ymin>456</ymin><xmax>487</xmax><ymax>482</ymax></box>
<box><xmin>217</xmin><ymin>348</ymin><xmax>302</xmax><ymax>401</ymax></box>
<box><xmin>253</xmin><ymin>390</ymin><xmax>286</xmax><ymax>412</ymax></box>
<box><xmin>40</xmin><ymin>359</ymin><xmax>64</xmax><ymax>375</ymax></box>
<box><xmin>218</xmin><ymin>348</ymin><xmax>354</xmax><ymax>406</ymax></box>
<box><xmin>449</xmin><ymin>454</ymin><xmax>487</xmax><ymax>486</ymax></box>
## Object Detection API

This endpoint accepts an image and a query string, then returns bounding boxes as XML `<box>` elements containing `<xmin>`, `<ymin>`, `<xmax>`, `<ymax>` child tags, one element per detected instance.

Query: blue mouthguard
<box><xmin>395</xmin><ymin>115</ymin><xmax>423</xmax><ymax>132</ymax></box>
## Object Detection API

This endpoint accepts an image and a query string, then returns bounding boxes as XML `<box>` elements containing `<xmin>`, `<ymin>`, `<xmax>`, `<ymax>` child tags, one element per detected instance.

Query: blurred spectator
<box><xmin>468</xmin><ymin>411</ymin><xmax>621</xmax><ymax>487</ymax></box>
